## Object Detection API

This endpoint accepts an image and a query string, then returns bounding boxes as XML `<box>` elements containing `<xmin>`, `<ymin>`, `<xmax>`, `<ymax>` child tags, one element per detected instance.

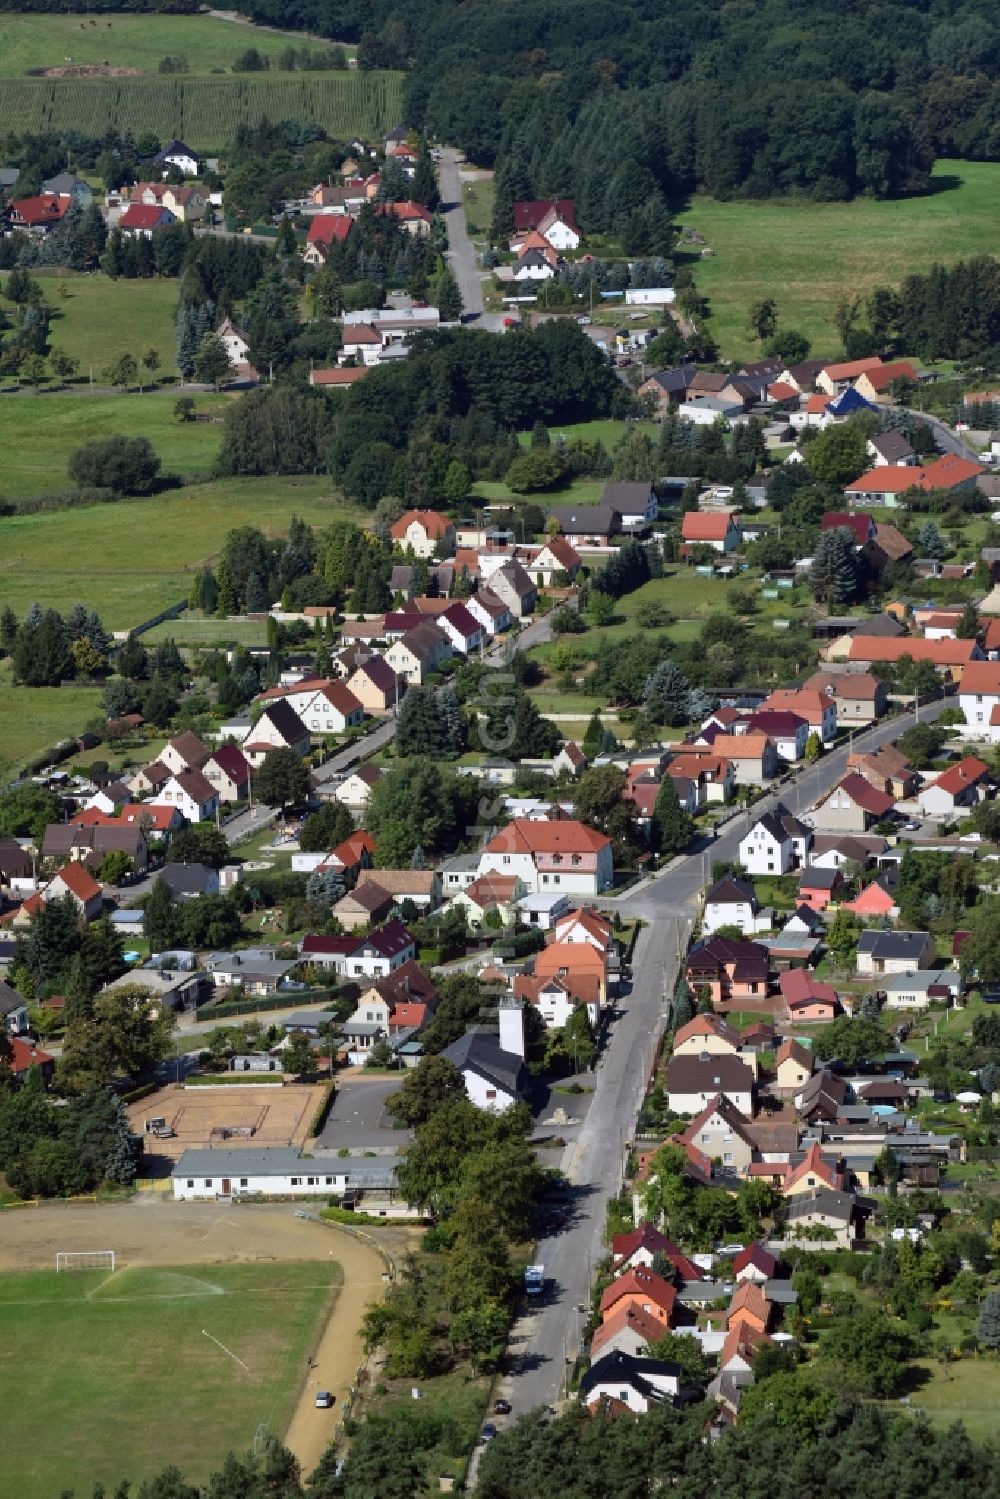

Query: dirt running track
<box><xmin>0</xmin><ymin>1196</ymin><xmax>418</xmax><ymax>1479</ymax></box>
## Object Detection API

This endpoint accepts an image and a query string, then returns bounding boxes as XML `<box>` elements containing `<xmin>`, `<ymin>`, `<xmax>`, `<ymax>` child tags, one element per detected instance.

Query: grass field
<box><xmin>686</xmin><ymin>160</ymin><xmax>1000</xmax><ymax>360</ymax></box>
<box><xmin>462</xmin><ymin>172</ymin><xmax>495</xmax><ymax>241</ymax></box>
<box><xmin>6</xmin><ymin>273</ymin><xmax>182</xmax><ymax>381</ymax></box>
<box><xmin>142</xmin><ymin>616</ymin><xmax>273</xmax><ymax>647</ymax></box>
<box><xmin>0</xmin><ymin>12</ymin><xmax>354</xmax><ymax>76</ymax></box>
<box><xmin>0</xmin><ymin>1261</ymin><xmax>339</xmax><ymax>1499</ymax></box>
<box><xmin>0</xmin><ymin>392</ymin><xmax>228</xmax><ymax>498</ymax></box>
<box><xmin>0</xmin><ymin>70</ymin><xmax>403</xmax><ymax>151</ymax></box>
<box><xmin>0</xmin><ymin>663</ymin><xmax>105</xmax><ymax>780</ymax></box>
<box><xmin>907</xmin><ymin>1357</ymin><xmax>1000</xmax><ymax>1441</ymax></box>
<box><xmin>0</xmin><ymin>474</ymin><xmax>357</xmax><ymax>626</ymax></box>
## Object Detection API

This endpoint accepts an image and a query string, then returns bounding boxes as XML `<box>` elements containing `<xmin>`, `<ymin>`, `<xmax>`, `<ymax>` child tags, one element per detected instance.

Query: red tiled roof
<box><xmin>11</xmin><ymin>194</ymin><xmax>68</xmax><ymax>226</ymax></box>
<box><xmin>849</xmin><ymin>636</ymin><xmax>979</xmax><ymax>666</ymax></box>
<box><xmin>681</xmin><ymin>511</ymin><xmax>737</xmax><ymax>542</ymax></box>
<box><xmin>307</xmin><ymin>213</ymin><xmax>353</xmax><ymax>245</ymax></box>
<box><xmin>931</xmin><ymin>755</ymin><xmax>989</xmax><ymax>796</ymax></box>
<box><xmin>391</xmin><ymin>509</ymin><xmax>453</xmax><ymax>539</ymax></box>
<box><xmin>9</xmin><ymin>1036</ymin><xmax>54</xmax><ymax>1074</ymax></box>
<box><xmin>778</xmin><ymin>968</ymin><xmax>838</xmax><ymax>1006</ymax></box>
<box><xmin>52</xmin><ymin>861</ymin><xmax>101</xmax><ymax>901</ymax></box>
<box><xmin>484</xmin><ymin>818</ymin><xmax>610</xmax><ymax>855</ymax></box>
<box><xmin>120</xmin><ymin>203</ymin><xmax>173</xmax><ymax>231</ymax></box>
<box><xmin>311</xmin><ymin>366</ymin><xmax>367</xmax><ymax>386</ymax></box>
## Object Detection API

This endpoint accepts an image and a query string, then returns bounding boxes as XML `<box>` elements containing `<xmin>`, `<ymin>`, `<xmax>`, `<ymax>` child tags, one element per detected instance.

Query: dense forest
<box><xmin>238</xmin><ymin>0</ymin><xmax>1000</xmax><ymax>241</ymax></box>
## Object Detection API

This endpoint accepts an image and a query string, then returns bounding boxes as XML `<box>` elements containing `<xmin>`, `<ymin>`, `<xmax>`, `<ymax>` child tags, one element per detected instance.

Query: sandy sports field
<box><xmin>0</xmin><ymin>1197</ymin><xmax>419</xmax><ymax>1481</ymax></box>
<box><xmin>127</xmin><ymin>1080</ymin><xmax>326</xmax><ymax>1163</ymax></box>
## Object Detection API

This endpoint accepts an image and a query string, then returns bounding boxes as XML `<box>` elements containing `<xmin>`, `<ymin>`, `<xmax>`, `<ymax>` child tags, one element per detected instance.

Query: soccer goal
<box><xmin>55</xmin><ymin>1250</ymin><xmax>116</xmax><ymax>1273</ymax></box>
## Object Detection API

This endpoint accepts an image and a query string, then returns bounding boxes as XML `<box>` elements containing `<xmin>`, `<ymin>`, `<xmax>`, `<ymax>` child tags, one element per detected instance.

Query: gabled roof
<box><xmin>726</xmin><ymin>1280</ymin><xmax>771</xmax><ymax>1328</ymax></box>
<box><xmin>590</xmin><ymin>1302</ymin><xmax>668</xmax><ymax>1359</ymax></box>
<box><xmin>824</xmin><ymin>772</ymin><xmax>894</xmax><ymax>815</ymax></box>
<box><xmin>513</xmin><ymin>198</ymin><xmax>579</xmax><ymax>232</ymax></box>
<box><xmin>681</xmin><ymin>511</ymin><xmax>737</xmax><ymax>542</ymax></box>
<box><xmin>256</xmin><ymin>698</ymin><xmax>310</xmax><ymax>742</ymax></box>
<box><xmin>10</xmin><ymin>194</ymin><xmax>68</xmax><ymax>226</ymax></box>
<box><xmin>355</xmin><ymin>920</ymin><xmax>415</xmax><ymax>958</ymax></box>
<box><xmin>172</xmin><ymin>767</ymin><xmax>217</xmax><ymax>804</ymax></box>
<box><xmin>821</xmin><ymin>512</ymin><xmax>872</xmax><ymax>546</ymax></box>
<box><xmin>672</xmin><ymin>1013</ymin><xmax>742</xmax><ymax>1050</ymax></box>
<box><xmin>442</xmin><ymin>1029</ymin><xmax>527</xmax><ymax>1098</ymax></box>
<box><xmin>579</xmin><ymin>1349</ymin><xmax>682</xmax><ymax>1403</ymax></box>
<box><xmin>166</xmin><ymin>730</ymin><xmax>208</xmax><ymax>767</ymax></box>
<box><xmin>679</xmin><ymin>1094</ymin><xmax>757</xmax><ymax>1149</ymax></box>
<box><xmin>776</xmin><ymin>1038</ymin><xmax>813</xmax><ymax>1072</ymax></box>
<box><xmin>732</xmin><ymin>1242</ymin><xmax>777</xmax><ymax>1278</ymax></box>
<box><xmin>120</xmin><ymin>203</ymin><xmax>174</xmax><ymax>231</ymax></box>
<box><xmin>869</xmin><ymin>430</ymin><xmax>915</xmax><ymax>462</ymax></box>
<box><xmin>822</xmin><ymin>356</ymin><xmax>884</xmax><ymax>380</ymax></box>
<box><xmin>859</xmin><ymin>360</ymin><xmax>919</xmax><ymax>391</ymax></box>
<box><xmin>483</xmin><ymin>818</ymin><xmax>610</xmax><ymax>856</ymax></box>
<box><xmin>960</xmin><ymin>661</ymin><xmax>1000</xmax><ymax>694</ymax></box>
<box><xmin>778</xmin><ymin>968</ymin><xmax>837</xmax><ymax>1006</ymax></box>
<box><xmin>599</xmin><ymin>1266</ymin><xmax>676</xmax><ymax>1321</ymax></box>
<box><xmin>784</xmin><ymin>1141</ymin><xmax>842</xmax><ymax>1193</ymax></box>
<box><xmin>205</xmin><ymin>744</ymin><xmax>250</xmax><ymax>783</ymax></box>
<box><xmin>9</xmin><ymin>1035</ymin><xmax>54</xmax><ymax>1074</ymax></box>
<box><xmin>307</xmin><ymin>213</ymin><xmax>353</xmax><ymax>245</ymax></box>
<box><xmin>51</xmin><ymin>861</ymin><xmax>101</xmax><ymax>901</ymax></box>
<box><xmin>705</xmin><ymin>874</ymin><xmax>756</xmax><ymax>905</ymax></box>
<box><xmin>930</xmin><ymin>755</ymin><xmax>989</xmax><ymax>796</ymax></box>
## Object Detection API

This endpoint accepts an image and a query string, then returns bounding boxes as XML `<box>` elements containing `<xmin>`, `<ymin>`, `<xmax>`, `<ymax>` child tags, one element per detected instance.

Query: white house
<box><xmin>155</xmin><ymin>140</ymin><xmax>199</xmax><ymax>176</ymax></box>
<box><xmin>334</xmin><ymin>763</ymin><xmax>381</xmax><ymax>813</ymax></box>
<box><xmin>580</xmin><ymin>1351</ymin><xmax>681</xmax><ymax>1414</ymax></box>
<box><xmin>340</xmin><ymin>922</ymin><xmax>416</xmax><ymax>979</ymax></box>
<box><xmin>917</xmin><ymin>756</ymin><xmax>989</xmax><ymax>818</ymax></box>
<box><xmin>441</xmin><ymin>999</ymin><xmax>528</xmax><ymax>1112</ymax></box>
<box><xmin>883</xmin><ymin>969</ymin><xmax>962</xmax><ymax>1009</ymax></box>
<box><xmin>478</xmin><ymin>818</ymin><xmax>614</xmax><ymax>896</ymax></box>
<box><xmin>389</xmin><ymin>509</ymin><xmax>455</xmax><ymax>558</ymax></box>
<box><xmin>151</xmin><ymin>769</ymin><xmax>220</xmax><ymax>824</ymax></box>
<box><xmin>739</xmin><ymin>812</ymin><xmax>795</xmax><ymax>875</ymax></box>
<box><xmin>299</xmin><ymin>683</ymin><xmax>365</xmax><ymax>735</ymax></box>
<box><xmin>702</xmin><ymin>876</ymin><xmax>769</xmax><ymax>937</ymax></box>
<box><xmin>959</xmin><ymin>662</ymin><xmax>1000</xmax><ymax>742</ymax></box>
<box><xmin>216</xmin><ymin>317</ymin><xmax>250</xmax><ymax>367</ymax></box>
<box><xmin>665</xmin><ymin>1055</ymin><xmax>756</xmax><ymax>1117</ymax></box>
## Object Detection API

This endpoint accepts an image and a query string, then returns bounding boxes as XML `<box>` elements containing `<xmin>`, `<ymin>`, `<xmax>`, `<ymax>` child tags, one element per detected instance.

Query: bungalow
<box><xmin>149</xmin><ymin>767</ymin><xmax>220</xmax><ymax>825</ymax></box>
<box><xmin>547</xmin><ymin>504</ymin><xmax>621</xmax><ymax>547</ymax></box>
<box><xmin>390</xmin><ymin>509</ymin><xmax>455</xmax><ymax>559</ymax></box>
<box><xmin>703</xmin><ymin>876</ymin><xmax>767</xmax><ymax>937</ymax></box>
<box><xmin>46</xmin><ymin>862</ymin><xmax>103</xmax><ymax>921</ymax></box>
<box><xmin>680</xmin><ymin>511</ymin><xmax>741</xmax><ymax>555</ymax></box>
<box><xmin>680</xmin><ymin>1094</ymin><xmax>757</xmax><ymax>1174</ymax></box>
<box><xmin>883</xmin><ymin>968</ymin><xmax>962</xmax><ymax>1010</ymax></box>
<box><xmin>797</xmin><ymin>865</ymin><xmax>842</xmax><ymax>911</ymax></box>
<box><xmin>918</xmin><ymin>755</ymin><xmax>989</xmax><ymax>817</ymax></box>
<box><xmin>857</xmin><ymin>929</ymin><xmax>936</xmax><ymax>977</ymax></box>
<box><xmin>959</xmin><ymin>661</ymin><xmax>1000</xmax><ymax>739</ymax></box>
<box><xmin>685</xmin><ymin>935</ymin><xmax>769</xmax><ymax>1007</ymax></box>
<box><xmin>665</xmin><ymin>1054</ymin><xmax>756</xmax><ymax>1116</ymax></box>
<box><xmin>202</xmin><ymin>746</ymin><xmax>252</xmax><ymax>804</ymax></box>
<box><xmin>242</xmin><ymin>700</ymin><xmax>311</xmax><ymax>768</ymax></box>
<box><xmin>779</xmin><ymin>967</ymin><xmax>839</xmax><ymax>1021</ymax></box>
<box><xmin>579</xmin><ymin>1351</ymin><xmax>681</xmax><ymax>1415</ymax></box>
<box><xmin>844</xmin><ymin>454</ymin><xmax>984</xmax><ymax>508</ymax></box>
<box><xmin>812</xmin><ymin>774</ymin><xmax>894</xmax><ymax>832</ymax></box>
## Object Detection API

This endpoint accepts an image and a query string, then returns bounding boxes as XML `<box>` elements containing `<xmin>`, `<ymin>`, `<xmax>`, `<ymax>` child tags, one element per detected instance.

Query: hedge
<box><xmin>122</xmin><ymin>1080</ymin><xmax>160</xmax><ymax>1104</ymax></box>
<box><xmin>310</xmin><ymin>1079</ymin><xmax>338</xmax><ymax>1136</ymax></box>
<box><xmin>197</xmin><ymin>990</ymin><xmax>340</xmax><ymax>1021</ymax></box>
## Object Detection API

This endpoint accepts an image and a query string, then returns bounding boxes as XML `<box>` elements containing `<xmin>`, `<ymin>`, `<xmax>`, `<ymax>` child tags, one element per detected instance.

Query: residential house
<box><xmin>590</xmin><ymin>1304</ymin><xmax>670</xmax><ymax>1362</ymax></box>
<box><xmin>579</xmin><ymin>1351</ymin><xmax>681</xmax><ymax>1414</ymax></box>
<box><xmin>853</xmin><ymin>361</ymin><xmax>920</xmax><ymax>404</ymax></box>
<box><xmin>637</xmin><ymin>366</ymin><xmax>697</xmax><ymax>413</ymax></box>
<box><xmin>552</xmin><ymin>740</ymin><xmax>588</xmax><ymax>777</ymax></box>
<box><xmin>546</xmin><ymin>504</ymin><xmax>621</xmax><ymax>547</ymax></box>
<box><xmin>812</xmin><ymin>773</ymin><xmax>894</xmax><ymax>832</ymax></box>
<box><xmin>355</xmin><ymin>869</ymin><xmax>441</xmax><ymax>912</ymax></box>
<box><xmin>867</xmin><ymin>430</ymin><xmax>916</xmax><ymax>466</ymax></box>
<box><xmin>847</xmin><ymin>743</ymin><xmax>918</xmax><ymax>799</ymax></box>
<box><xmin>959</xmin><ymin>661</ymin><xmax>1000</xmax><ymax>739</ymax></box>
<box><xmin>795</xmin><ymin>1068</ymin><xmax>848</xmax><ymax>1122</ymax></box>
<box><xmin>843</xmin><ymin>454</ymin><xmax>984</xmax><ymax>508</ymax></box>
<box><xmin>842</xmin><ymin>873</ymin><xmax>900</xmax><ymax>922</ymax></box>
<box><xmin>437</xmin><ymin>602</ymin><xmax>483</xmax><ymax>655</ymax></box>
<box><xmin>781</xmin><ymin>1143</ymin><xmax>845</xmax><ymax>1198</ymax></box>
<box><xmin>667</xmin><ymin>753</ymin><xmax>736</xmax><ymax>806</ymax></box>
<box><xmin>778</xmin><ymin>968</ymin><xmax>839</xmax><ymax>1022</ymax></box>
<box><xmin>390</xmin><ymin>509</ymin><xmax>456</xmax><ymax>559</ymax></box>
<box><xmin>773</xmin><ymin>1039</ymin><xmax>814</xmax><ymax>1094</ymax></box>
<box><xmin>157</xmin><ymin>863</ymin><xmax>220</xmax><ymax>900</ymax></box>
<box><xmin>512</xmin><ymin>198</ymin><xmax>581</xmax><ymax>250</ymax></box>
<box><xmin>820</xmin><ymin>511</ymin><xmax>875</xmax><ymax>547</ymax></box>
<box><xmin>384</xmin><ymin>620</ymin><xmax>453</xmax><ymax>684</ymax></box>
<box><xmin>129</xmin><ymin>759</ymin><xmax>172</xmax><ymax>797</ymax></box>
<box><xmin>803</xmin><ymin>670</ymin><xmax>887</xmax><ymax>726</ymax></box>
<box><xmin>740</xmin><ymin>710</ymin><xmax>808</xmax><ymax>762</ymax></box>
<box><xmin>202</xmin><ymin>746</ymin><xmax>252</xmax><ymax>803</ymax></box>
<box><xmin>203</xmin><ymin>949</ymin><xmax>299</xmax><ymax>995</ymax></box>
<box><xmin>467</xmin><ymin>588</ymin><xmax>513</xmax><ymax>637</ymax></box>
<box><xmin>154</xmin><ymin>140</ymin><xmax>199</xmax><ymax>175</ymax></box>
<box><xmin>599</xmin><ymin>1267</ymin><xmax>676</xmax><ymax>1329</ymax></box>
<box><xmin>41</xmin><ymin>171</ymin><xmax>92</xmax><ymax>207</ymax></box>
<box><xmin>341</xmin><ymin>921</ymin><xmax>417</xmax><ymax>979</ymax></box>
<box><xmin>685</xmin><ymin>936</ymin><xmax>770</xmax><ymax>1007</ymax></box>
<box><xmin>374</xmin><ymin>200</ymin><xmax>433</xmax><ymax>236</ymax></box>
<box><xmin>523</xmin><ymin>537</ymin><xmax>582</xmax><ymax>586</ymax></box>
<box><xmin>441</xmin><ymin>1027</ymin><xmax>528</xmax><ymax>1113</ymax></box>
<box><xmin>162</xmin><ymin>184</ymin><xmax>207</xmax><ymax>222</ymax></box>
<box><xmin>119</xmin><ymin>203</ymin><xmax>176</xmax><ymax>237</ymax></box>
<box><xmin>243</xmin><ymin>700</ymin><xmax>311</xmax><ymax>767</ymax></box>
<box><xmin>817</xmin><ymin>357</ymin><xmax>884</xmax><ymax>395</ymax></box>
<box><xmin>303</xmin><ymin>212</ymin><xmax>352</xmax><ymax>266</ymax></box>
<box><xmin>553</xmin><ymin>905</ymin><xmax>613</xmax><ymax>950</ymax></box>
<box><xmin>726</xmin><ymin>1280</ymin><xmax>772</xmax><ymax>1337</ymax></box>
<box><xmin>739</xmin><ymin>811</ymin><xmax>797</xmax><ymax>875</ymax></box>
<box><xmin>41</xmin><ymin>822</ymin><xmax>148</xmax><ymax>875</ymax></box>
<box><xmin>46</xmin><ymin>862</ymin><xmax>103</xmax><ymax>921</ymax></box>
<box><xmin>0</xmin><ymin>980</ymin><xmax>30</xmax><ymax>1035</ymax></box>
<box><xmin>488</xmin><ymin>559</ymin><xmax>537</xmax><ymax>619</ymax></box>
<box><xmin>680</xmin><ymin>1095</ymin><xmax>757</xmax><ymax>1175</ymax></box>
<box><xmin>8</xmin><ymin>194</ymin><xmax>69</xmax><ymax>234</ymax></box>
<box><xmin>347</xmin><ymin>657</ymin><xmax>402</xmax><ymax>715</ymax></box>
<box><xmin>534</xmin><ymin>938</ymin><xmax>608</xmax><ymax>1005</ymax></box>
<box><xmin>703</xmin><ymin>876</ymin><xmax>768</xmax><ymax>937</ymax></box>
<box><xmin>695</xmin><ymin>735</ymin><xmax>778</xmax><ymax>786</ymax></box>
<box><xmin>8</xmin><ymin>1035</ymin><xmax>55</xmax><ymax>1086</ymax></box>
<box><xmin>665</xmin><ymin>1054</ymin><xmax>756</xmax><ymax>1116</ymax></box>
<box><xmin>332</xmin><ymin>883</ymin><xmax>395</xmax><ymax>931</ymax></box>
<box><xmin>796</xmin><ymin>866</ymin><xmax>842</xmax><ymax>911</ymax></box>
<box><xmin>671</xmin><ymin>1013</ymin><xmax>744</xmax><ymax>1060</ymax></box>
<box><xmin>680</xmin><ymin>511</ymin><xmax>741</xmax><ymax>556</ymax></box>
<box><xmin>478</xmin><ymin>818</ymin><xmax>614</xmax><ymax>895</ymax></box>
<box><xmin>785</xmin><ymin>1188</ymin><xmax>863</xmax><ymax>1246</ymax></box>
<box><xmin>601</xmin><ymin>481</ymin><xmax>658</xmax><ymax>531</ymax></box>
<box><xmin>160</xmin><ymin>732</ymin><xmax>210</xmax><ymax>777</ymax></box>
<box><xmin>513</xmin><ymin>242</ymin><xmax>558</xmax><ymax>281</ymax></box>
<box><xmin>150</xmin><ymin>769</ymin><xmax>220</xmax><ymax>824</ymax></box>
<box><xmin>216</xmin><ymin>317</ymin><xmax>251</xmax><ymax>368</ymax></box>
<box><xmin>918</xmin><ymin>756</ymin><xmax>990</xmax><ymax>818</ymax></box>
<box><xmin>338</xmin><ymin>323</ymin><xmax>382</xmax><ymax>364</ymax></box>
<box><xmin>334</xmin><ymin>763</ymin><xmax>382</xmax><ymax>813</ymax></box>
<box><xmin>760</xmin><ymin>688</ymin><xmax>837</xmax><ymax>744</ymax></box>
<box><xmin>679</xmin><ymin>395</ymin><xmax>744</xmax><ymax>425</ymax></box>
<box><xmin>856</xmin><ymin>930</ymin><xmax>936</xmax><ymax>977</ymax></box>
<box><xmin>300</xmin><ymin>682</ymin><xmax>365</xmax><ymax>735</ymax></box>
<box><xmin>611</xmin><ymin>1223</ymin><xmax>705</xmax><ymax>1281</ymax></box>
<box><xmin>883</xmin><ymin>968</ymin><xmax>963</xmax><ymax>1010</ymax></box>
<box><xmin>448</xmin><ymin>873</ymin><xmax>520</xmax><ymax>931</ymax></box>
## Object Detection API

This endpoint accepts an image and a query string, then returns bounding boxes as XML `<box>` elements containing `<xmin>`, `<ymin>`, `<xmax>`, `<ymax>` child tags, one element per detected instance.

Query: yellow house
<box><xmin>774</xmin><ymin>1038</ymin><xmax>813</xmax><ymax>1093</ymax></box>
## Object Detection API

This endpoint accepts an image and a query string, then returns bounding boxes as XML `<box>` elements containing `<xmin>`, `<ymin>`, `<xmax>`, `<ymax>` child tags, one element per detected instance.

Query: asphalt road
<box><xmin>904</xmin><ymin>407</ymin><xmax>980</xmax><ymax>463</ymax></box>
<box><xmin>438</xmin><ymin>146</ymin><xmax>485</xmax><ymax>318</ymax></box>
<box><xmin>486</xmin><ymin>694</ymin><xmax>951</xmax><ymax>1430</ymax></box>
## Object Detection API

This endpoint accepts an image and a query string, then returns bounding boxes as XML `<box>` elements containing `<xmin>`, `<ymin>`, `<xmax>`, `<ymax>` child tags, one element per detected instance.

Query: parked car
<box><xmin>315</xmin><ymin>1391</ymin><xmax>334</xmax><ymax>1409</ymax></box>
<box><xmin>494</xmin><ymin>1399</ymin><xmax>512</xmax><ymax>1415</ymax></box>
<box><xmin>903</xmin><ymin>820</ymin><xmax>921</xmax><ymax>831</ymax></box>
<box><xmin>481</xmin><ymin>1423</ymin><xmax>498</xmax><ymax>1442</ymax></box>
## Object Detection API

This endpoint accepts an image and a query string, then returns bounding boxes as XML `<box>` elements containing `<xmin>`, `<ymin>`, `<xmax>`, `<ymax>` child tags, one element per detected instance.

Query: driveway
<box><xmin>438</xmin><ymin>147</ymin><xmax>485</xmax><ymax>318</ymax></box>
<box><xmin>313</xmin><ymin>1074</ymin><xmax>410</xmax><ymax>1152</ymax></box>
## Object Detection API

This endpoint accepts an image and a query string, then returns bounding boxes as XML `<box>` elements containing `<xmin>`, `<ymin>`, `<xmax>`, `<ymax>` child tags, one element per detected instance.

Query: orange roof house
<box><xmin>680</xmin><ymin>511</ymin><xmax>740</xmax><ymax>545</ymax></box>
<box><xmin>725</xmin><ymin>1280</ymin><xmax>772</xmax><ymax>1335</ymax></box>
<box><xmin>847</xmin><ymin>635</ymin><xmax>982</xmax><ymax>673</ymax></box>
<box><xmin>598</xmin><ymin>1266</ymin><xmax>676</xmax><ymax>1328</ymax></box>
<box><xmin>590</xmin><ymin>1302</ymin><xmax>667</xmax><ymax>1360</ymax></box>
<box><xmin>534</xmin><ymin>939</ymin><xmax>609</xmax><ymax>1001</ymax></box>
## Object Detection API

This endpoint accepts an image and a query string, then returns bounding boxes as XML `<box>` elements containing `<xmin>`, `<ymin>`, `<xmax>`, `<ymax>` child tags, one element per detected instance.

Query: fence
<box><xmin>114</xmin><ymin>599</ymin><xmax>187</xmax><ymax>643</ymax></box>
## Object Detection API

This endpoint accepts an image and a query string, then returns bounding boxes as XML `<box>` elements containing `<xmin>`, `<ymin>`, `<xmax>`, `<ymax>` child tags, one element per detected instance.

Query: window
<box><xmin>553</xmin><ymin>876</ymin><xmax>560</xmax><ymax>885</ymax></box>
<box><xmin>205</xmin><ymin>1179</ymin><xmax>213</xmax><ymax>1187</ymax></box>
<box><xmin>187</xmin><ymin>1179</ymin><xmax>194</xmax><ymax>1188</ymax></box>
<box><xmin>325</xmin><ymin>1177</ymin><xmax>333</xmax><ymax>1185</ymax></box>
<box><xmin>723</xmin><ymin>1152</ymin><xmax>733</xmax><ymax>1165</ymax></box>
<box><xmin>291</xmin><ymin>1177</ymin><xmax>301</xmax><ymax>1186</ymax></box>
<box><xmin>308</xmin><ymin>1177</ymin><xmax>317</xmax><ymax>1186</ymax></box>
<box><xmin>240</xmin><ymin>1178</ymin><xmax>248</xmax><ymax>1187</ymax></box>
<box><xmin>486</xmin><ymin>1088</ymin><xmax>497</xmax><ymax>1099</ymax></box>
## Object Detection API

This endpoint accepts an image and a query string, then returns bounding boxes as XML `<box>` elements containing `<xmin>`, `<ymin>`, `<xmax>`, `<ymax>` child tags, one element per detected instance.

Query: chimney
<box><xmin>498</xmin><ymin>995</ymin><xmax>526</xmax><ymax>1060</ymax></box>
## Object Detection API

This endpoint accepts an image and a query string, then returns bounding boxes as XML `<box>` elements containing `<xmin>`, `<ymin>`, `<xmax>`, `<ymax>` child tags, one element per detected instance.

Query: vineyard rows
<box><xmin>0</xmin><ymin>71</ymin><xmax>403</xmax><ymax>149</ymax></box>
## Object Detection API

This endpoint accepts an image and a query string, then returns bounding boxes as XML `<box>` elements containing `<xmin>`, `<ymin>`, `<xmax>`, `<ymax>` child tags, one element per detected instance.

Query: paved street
<box><xmin>487</xmin><ymin>694</ymin><xmax>950</xmax><ymax>1429</ymax></box>
<box><xmin>438</xmin><ymin>147</ymin><xmax>485</xmax><ymax>318</ymax></box>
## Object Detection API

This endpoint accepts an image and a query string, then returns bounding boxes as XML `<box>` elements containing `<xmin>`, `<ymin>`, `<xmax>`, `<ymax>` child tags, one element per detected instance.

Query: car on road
<box><xmin>494</xmin><ymin>1399</ymin><xmax>512</xmax><ymax>1415</ymax></box>
<box><xmin>315</xmin><ymin>1391</ymin><xmax>334</xmax><ymax>1409</ymax></box>
<box><xmin>481</xmin><ymin>1423</ymin><xmax>498</xmax><ymax>1442</ymax></box>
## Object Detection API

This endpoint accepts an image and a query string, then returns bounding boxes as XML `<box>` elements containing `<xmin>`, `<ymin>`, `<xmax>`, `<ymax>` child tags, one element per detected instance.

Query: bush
<box><xmin>68</xmin><ymin>436</ymin><xmax>161</xmax><ymax>496</ymax></box>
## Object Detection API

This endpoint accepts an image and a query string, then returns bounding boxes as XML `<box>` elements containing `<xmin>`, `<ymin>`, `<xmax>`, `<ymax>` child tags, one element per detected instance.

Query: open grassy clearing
<box><xmin>0</xmin><ymin>663</ymin><xmax>105</xmax><ymax>781</ymax></box>
<box><xmin>0</xmin><ymin>474</ymin><xmax>357</xmax><ymax>626</ymax></box>
<box><xmin>0</xmin><ymin>1260</ymin><xmax>340</xmax><ymax>1499</ymax></box>
<box><xmin>3</xmin><ymin>273</ymin><xmax>182</xmax><ymax>382</ymax></box>
<box><xmin>686</xmin><ymin>160</ymin><xmax>1000</xmax><ymax>361</ymax></box>
<box><xmin>461</xmin><ymin>171</ymin><xmax>495</xmax><ymax>242</ymax></box>
<box><xmin>515</xmin><ymin>418</ymin><xmax>658</xmax><ymax>451</ymax></box>
<box><xmin>0</xmin><ymin>70</ymin><xmax>402</xmax><ymax>150</ymax></box>
<box><xmin>0</xmin><ymin>12</ymin><xmax>354</xmax><ymax>76</ymax></box>
<box><xmin>471</xmin><ymin>477</ymin><xmax>608</xmax><ymax>510</ymax></box>
<box><xmin>906</xmin><ymin>1357</ymin><xmax>1000</xmax><ymax>1442</ymax></box>
<box><xmin>142</xmin><ymin>615</ymin><xmax>272</xmax><ymax>647</ymax></box>
<box><xmin>0</xmin><ymin>392</ymin><xmax>227</xmax><ymax>499</ymax></box>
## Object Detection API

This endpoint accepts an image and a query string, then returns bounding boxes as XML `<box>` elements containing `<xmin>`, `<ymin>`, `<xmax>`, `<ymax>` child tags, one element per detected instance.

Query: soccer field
<box><xmin>0</xmin><ymin>1261</ymin><xmax>341</xmax><ymax>1499</ymax></box>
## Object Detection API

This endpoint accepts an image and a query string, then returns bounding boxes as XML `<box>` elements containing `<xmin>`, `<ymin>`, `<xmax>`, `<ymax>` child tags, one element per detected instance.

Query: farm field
<box><xmin>4</xmin><ymin>273</ymin><xmax>182</xmax><ymax>382</ymax></box>
<box><xmin>686</xmin><ymin>159</ymin><xmax>1000</xmax><ymax>360</ymax></box>
<box><xmin>0</xmin><ymin>1261</ymin><xmax>340</xmax><ymax>1499</ymax></box>
<box><xmin>0</xmin><ymin>474</ymin><xmax>356</xmax><ymax>626</ymax></box>
<box><xmin>0</xmin><ymin>12</ymin><xmax>354</xmax><ymax>76</ymax></box>
<box><xmin>0</xmin><ymin>392</ymin><xmax>228</xmax><ymax>498</ymax></box>
<box><xmin>0</xmin><ymin>70</ymin><xmax>403</xmax><ymax>150</ymax></box>
<box><xmin>0</xmin><ymin>664</ymin><xmax>105</xmax><ymax>781</ymax></box>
